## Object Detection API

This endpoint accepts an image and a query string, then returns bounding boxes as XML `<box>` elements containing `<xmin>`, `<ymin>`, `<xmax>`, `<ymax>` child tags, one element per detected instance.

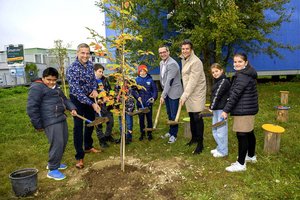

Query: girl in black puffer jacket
<box><xmin>210</xmin><ymin>63</ymin><xmax>231</xmax><ymax>158</ymax></box>
<box><xmin>221</xmin><ymin>53</ymin><xmax>259</xmax><ymax>172</ymax></box>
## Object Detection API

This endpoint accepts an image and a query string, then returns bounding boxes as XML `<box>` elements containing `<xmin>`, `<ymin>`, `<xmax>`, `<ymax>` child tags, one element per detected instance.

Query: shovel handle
<box><xmin>153</xmin><ymin>102</ymin><xmax>162</xmax><ymax>128</ymax></box>
<box><xmin>76</xmin><ymin>114</ymin><xmax>92</xmax><ymax>123</ymax></box>
<box><xmin>138</xmin><ymin>98</ymin><xmax>144</xmax><ymax>108</ymax></box>
<box><xmin>174</xmin><ymin>103</ymin><xmax>182</xmax><ymax>122</ymax></box>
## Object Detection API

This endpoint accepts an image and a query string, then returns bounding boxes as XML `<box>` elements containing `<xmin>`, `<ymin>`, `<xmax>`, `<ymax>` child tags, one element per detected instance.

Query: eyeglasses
<box><xmin>159</xmin><ymin>51</ymin><xmax>167</xmax><ymax>54</ymax></box>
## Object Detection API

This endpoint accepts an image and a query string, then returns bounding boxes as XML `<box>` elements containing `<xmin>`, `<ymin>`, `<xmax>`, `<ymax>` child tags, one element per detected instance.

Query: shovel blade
<box><xmin>212</xmin><ymin>120</ymin><xmax>226</xmax><ymax>128</ymax></box>
<box><xmin>87</xmin><ymin>117</ymin><xmax>109</xmax><ymax>127</ymax></box>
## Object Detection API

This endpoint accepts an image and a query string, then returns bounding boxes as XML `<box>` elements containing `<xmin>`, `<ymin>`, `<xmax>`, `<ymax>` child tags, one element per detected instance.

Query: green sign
<box><xmin>7</xmin><ymin>44</ymin><xmax>24</xmax><ymax>65</ymax></box>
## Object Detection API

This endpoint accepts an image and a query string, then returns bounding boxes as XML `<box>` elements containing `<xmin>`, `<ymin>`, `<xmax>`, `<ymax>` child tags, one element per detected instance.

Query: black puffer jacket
<box><xmin>27</xmin><ymin>79</ymin><xmax>77</xmax><ymax>129</ymax></box>
<box><xmin>223</xmin><ymin>65</ymin><xmax>258</xmax><ymax>116</ymax></box>
<box><xmin>210</xmin><ymin>74</ymin><xmax>231</xmax><ymax>110</ymax></box>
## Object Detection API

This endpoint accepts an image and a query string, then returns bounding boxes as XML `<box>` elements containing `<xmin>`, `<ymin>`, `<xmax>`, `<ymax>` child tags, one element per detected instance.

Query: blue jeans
<box><xmin>165</xmin><ymin>96</ymin><xmax>179</xmax><ymax>137</ymax></box>
<box><xmin>118</xmin><ymin>113</ymin><xmax>133</xmax><ymax>138</ymax></box>
<box><xmin>212</xmin><ymin>110</ymin><xmax>228</xmax><ymax>155</ymax></box>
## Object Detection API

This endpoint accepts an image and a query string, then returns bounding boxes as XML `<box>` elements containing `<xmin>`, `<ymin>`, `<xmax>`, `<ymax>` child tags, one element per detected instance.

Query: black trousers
<box><xmin>189</xmin><ymin>112</ymin><xmax>204</xmax><ymax>143</ymax></box>
<box><xmin>70</xmin><ymin>95</ymin><xmax>95</xmax><ymax>160</ymax></box>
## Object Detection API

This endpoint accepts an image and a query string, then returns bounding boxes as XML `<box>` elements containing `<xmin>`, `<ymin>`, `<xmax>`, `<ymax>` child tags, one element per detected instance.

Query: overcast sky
<box><xmin>0</xmin><ymin>0</ymin><xmax>106</xmax><ymax>51</ymax></box>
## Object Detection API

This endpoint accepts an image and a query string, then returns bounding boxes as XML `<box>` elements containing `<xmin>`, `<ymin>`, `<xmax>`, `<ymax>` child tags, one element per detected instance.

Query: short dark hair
<box><xmin>234</xmin><ymin>52</ymin><xmax>248</xmax><ymax>62</ymax></box>
<box><xmin>77</xmin><ymin>43</ymin><xmax>90</xmax><ymax>52</ymax></box>
<box><xmin>158</xmin><ymin>45</ymin><xmax>169</xmax><ymax>52</ymax></box>
<box><xmin>181</xmin><ymin>39</ymin><xmax>193</xmax><ymax>49</ymax></box>
<box><xmin>94</xmin><ymin>63</ymin><xmax>105</xmax><ymax>71</ymax></box>
<box><xmin>43</xmin><ymin>67</ymin><xmax>59</xmax><ymax>78</ymax></box>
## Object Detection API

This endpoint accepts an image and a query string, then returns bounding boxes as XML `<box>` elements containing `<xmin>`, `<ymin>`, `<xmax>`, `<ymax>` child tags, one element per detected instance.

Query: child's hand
<box><xmin>71</xmin><ymin>110</ymin><xmax>77</xmax><ymax>116</ymax></box>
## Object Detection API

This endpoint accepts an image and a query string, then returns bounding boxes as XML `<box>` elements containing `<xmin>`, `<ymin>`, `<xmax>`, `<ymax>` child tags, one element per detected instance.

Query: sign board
<box><xmin>7</xmin><ymin>44</ymin><xmax>24</xmax><ymax>66</ymax></box>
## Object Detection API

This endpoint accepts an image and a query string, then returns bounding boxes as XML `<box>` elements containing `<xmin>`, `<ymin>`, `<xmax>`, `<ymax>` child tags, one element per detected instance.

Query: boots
<box><xmin>193</xmin><ymin>140</ymin><xmax>203</xmax><ymax>154</ymax></box>
<box><xmin>139</xmin><ymin>132</ymin><xmax>145</xmax><ymax>141</ymax></box>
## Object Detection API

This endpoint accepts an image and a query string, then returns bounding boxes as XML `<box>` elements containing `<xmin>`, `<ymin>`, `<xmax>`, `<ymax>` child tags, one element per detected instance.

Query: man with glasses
<box><xmin>158</xmin><ymin>45</ymin><xmax>183</xmax><ymax>144</ymax></box>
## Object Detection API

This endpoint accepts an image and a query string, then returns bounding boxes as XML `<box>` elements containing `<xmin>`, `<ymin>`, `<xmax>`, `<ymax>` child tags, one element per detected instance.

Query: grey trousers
<box><xmin>44</xmin><ymin>121</ymin><xmax>68</xmax><ymax>170</ymax></box>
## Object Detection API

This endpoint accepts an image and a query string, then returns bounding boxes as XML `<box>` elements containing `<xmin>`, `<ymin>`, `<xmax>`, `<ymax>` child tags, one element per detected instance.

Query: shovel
<box><xmin>75</xmin><ymin>114</ymin><xmax>107</xmax><ymax>127</ymax></box>
<box><xmin>167</xmin><ymin>103</ymin><xmax>182</xmax><ymax>125</ymax></box>
<box><xmin>212</xmin><ymin>118</ymin><xmax>227</xmax><ymax>128</ymax></box>
<box><xmin>126</xmin><ymin>109</ymin><xmax>142</xmax><ymax>116</ymax></box>
<box><xmin>93</xmin><ymin>97</ymin><xmax>110</xmax><ymax>124</ymax></box>
<box><xmin>138</xmin><ymin>98</ymin><xmax>150</xmax><ymax>114</ymax></box>
<box><xmin>144</xmin><ymin>101</ymin><xmax>162</xmax><ymax>132</ymax></box>
<box><xmin>199</xmin><ymin>109</ymin><xmax>213</xmax><ymax>117</ymax></box>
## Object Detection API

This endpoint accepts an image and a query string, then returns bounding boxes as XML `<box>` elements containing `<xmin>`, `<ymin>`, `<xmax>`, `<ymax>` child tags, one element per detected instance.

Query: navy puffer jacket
<box><xmin>223</xmin><ymin>65</ymin><xmax>259</xmax><ymax>116</ymax></box>
<box><xmin>27</xmin><ymin>79</ymin><xmax>76</xmax><ymax>129</ymax></box>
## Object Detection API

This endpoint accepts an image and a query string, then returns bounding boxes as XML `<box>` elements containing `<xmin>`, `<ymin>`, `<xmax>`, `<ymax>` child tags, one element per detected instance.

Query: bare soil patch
<box><xmin>66</xmin><ymin>157</ymin><xmax>186</xmax><ymax>200</ymax></box>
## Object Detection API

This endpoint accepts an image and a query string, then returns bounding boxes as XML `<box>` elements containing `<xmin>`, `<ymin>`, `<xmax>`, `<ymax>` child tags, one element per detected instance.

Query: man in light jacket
<box><xmin>180</xmin><ymin>39</ymin><xmax>206</xmax><ymax>154</ymax></box>
<box><xmin>159</xmin><ymin>45</ymin><xmax>183</xmax><ymax>144</ymax></box>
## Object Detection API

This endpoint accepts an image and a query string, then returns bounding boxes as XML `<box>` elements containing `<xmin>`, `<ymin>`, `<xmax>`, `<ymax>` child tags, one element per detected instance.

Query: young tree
<box><xmin>88</xmin><ymin>0</ymin><xmax>151</xmax><ymax>171</ymax></box>
<box><xmin>50</xmin><ymin>40</ymin><xmax>70</xmax><ymax>95</ymax></box>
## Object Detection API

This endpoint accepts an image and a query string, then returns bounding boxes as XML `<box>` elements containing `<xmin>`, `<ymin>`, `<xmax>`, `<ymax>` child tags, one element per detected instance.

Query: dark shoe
<box><xmin>139</xmin><ymin>133</ymin><xmax>145</xmax><ymax>141</ymax></box>
<box><xmin>115</xmin><ymin>138</ymin><xmax>121</xmax><ymax>144</ymax></box>
<box><xmin>139</xmin><ymin>135</ymin><xmax>144</xmax><ymax>141</ymax></box>
<box><xmin>125</xmin><ymin>137</ymin><xmax>132</xmax><ymax>144</ymax></box>
<box><xmin>147</xmin><ymin>133</ymin><xmax>153</xmax><ymax>141</ymax></box>
<box><xmin>106</xmin><ymin>135</ymin><xmax>116</xmax><ymax>143</ymax></box>
<box><xmin>193</xmin><ymin>143</ymin><xmax>203</xmax><ymax>154</ymax></box>
<box><xmin>100</xmin><ymin>141</ymin><xmax>109</xmax><ymax>148</ymax></box>
<box><xmin>186</xmin><ymin>139</ymin><xmax>197</xmax><ymax>146</ymax></box>
<box><xmin>100</xmin><ymin>138</ymin><xmax>109</xmax><ymax>148</ymax></box>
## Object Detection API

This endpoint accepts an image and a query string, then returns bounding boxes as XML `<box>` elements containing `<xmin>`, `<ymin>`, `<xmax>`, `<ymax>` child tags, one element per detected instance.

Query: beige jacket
<box><xmin>181</xmin><ymin>50</ymin><xmax>206</xmax><ymax>112</ymax></box>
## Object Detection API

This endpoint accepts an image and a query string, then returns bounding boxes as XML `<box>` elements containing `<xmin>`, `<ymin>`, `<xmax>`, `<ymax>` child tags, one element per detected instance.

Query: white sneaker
<box><xmin>168</xmin><ymin>136</ymin><xmax>176</xmax><ymax>144</ymax></box>
<box><xmin>245</xmin><ymin>155</ymin><xmax>257</xmax><ymax>163</ymax></box>
<box><xmin>161</xmin><ymin>132</ymin><xmax>171</xmax><ymax>139</ymax></box>
<box><xmin>213</xmin><ymin>151</ymin><xmax>226</xmax><ymax>158</ymax></box>
<box><xmin>225</xmin><ymin>161</ymin><xmax>246</xmax><ymax>172</ymax></box>
<box><xmin>210</xmin><ymin>149</ymin><xmax>217</xmax><ymax>154</ymax></box>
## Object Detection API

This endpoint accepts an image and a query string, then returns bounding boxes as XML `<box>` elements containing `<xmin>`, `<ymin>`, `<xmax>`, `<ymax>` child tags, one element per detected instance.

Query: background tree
<box><xmin>98</xmin><ymin>0</ymin><xmax>295</xmax><ymax>92</ymax></box>
<box><xmin>25</xmin><ymin>62</ymin><xmax>38</xmax><ymax>82</ymax></box>
<box><xmin>50</xmin><ymin>40</ymin><xmax>70</xmax><ymax>95</ymax></box>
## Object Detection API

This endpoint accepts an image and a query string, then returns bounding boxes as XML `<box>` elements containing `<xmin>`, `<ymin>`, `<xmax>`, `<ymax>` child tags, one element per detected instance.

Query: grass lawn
<box><xmin>0</xmin><ymin>82</ymin><xmax>299</xmax><ymax>199</ymax></box>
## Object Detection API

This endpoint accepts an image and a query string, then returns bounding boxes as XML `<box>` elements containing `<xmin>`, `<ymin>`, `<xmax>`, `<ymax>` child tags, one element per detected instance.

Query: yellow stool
<box><xmin>262</xmin><ymin>124</ymin><xmax>285</xmax><ymax>154</ymax></box>
<box><xmin>182</xmin><ymin>117</ymin><xmax>191</xmax><ymax>139</ymax></box>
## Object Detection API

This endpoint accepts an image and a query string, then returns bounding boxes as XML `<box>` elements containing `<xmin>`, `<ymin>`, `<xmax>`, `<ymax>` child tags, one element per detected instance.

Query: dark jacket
<box><xmin>135</xmin><ymin>74</ymin><xmax>158</xmax><ymax>108</ymax></box>
<box><xmin>223</xmin><ymin>65</ymin><xmax>259</xmax><ymax>116</ymax></box>
<box><xmin>96</xmin><ymin>76</ymin><xmax>113</xmax><ymax>112</ymax></box>
<box><xmin>114</xmin><ymin>85</ymin><xmax>135</xmax><ymax>113</ymax></box>
<box><xmin>210</xmin><ymin>74</ymin><xmax>231</xmax><ymax>110</ymax></box>
<box><xmin>27</xmin><ymin>79</ymin><xmax>76</xmax><ymax>129</ymax></box>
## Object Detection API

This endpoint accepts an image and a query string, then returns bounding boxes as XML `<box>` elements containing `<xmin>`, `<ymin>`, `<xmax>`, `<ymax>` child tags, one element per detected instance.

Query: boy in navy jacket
<box><xmin>27</xmin><ymin>67</ymin><xmax>77</xmax><ymax>180</ymax></box>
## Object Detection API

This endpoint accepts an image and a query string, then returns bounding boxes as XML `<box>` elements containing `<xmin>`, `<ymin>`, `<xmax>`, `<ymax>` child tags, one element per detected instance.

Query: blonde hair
<box><xmin>210</xmin><ymin>63</ymin><xmax>223</xmax><ymax>71</ymax></box>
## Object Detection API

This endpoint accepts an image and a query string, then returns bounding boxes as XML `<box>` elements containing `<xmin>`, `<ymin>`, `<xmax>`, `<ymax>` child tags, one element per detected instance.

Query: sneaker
<box><xmin>210</xmin><ymin>149</ymin><xmax>217</xmax><ymax>154</ymax></box>
<box><xmin>245</xmin><ymin>155</ymin><xmax>257</xmax><ymax>163</ymax></box>
<box><xmin>168</xmin><ymin>136</ymin><xmax>176</xmax><ymax>144</ymax></box>
<box><xmin>161</xmin><ymin>133</ymin><xmax>171</xmax><ymax>139</ymax></box>
<box><xmin>225</xmin><ymin>161</ymin><xmax>246</xmax><ymax>172</ymax></box>
<box><xmin>46</xmin><ymin>164</ymin><xmax>67</xmax><ymax>170</ymax></box>
<box><xmin>47</xmin><ymin>169</ymin><xmax>66</xmax><ymax>180</ymax></box>
<box><xmin>213</xmin><ymin>150</ymin><xmax>226</xmax><ymax>158</ymax></box>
